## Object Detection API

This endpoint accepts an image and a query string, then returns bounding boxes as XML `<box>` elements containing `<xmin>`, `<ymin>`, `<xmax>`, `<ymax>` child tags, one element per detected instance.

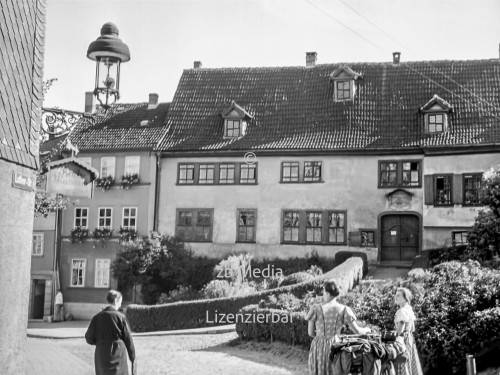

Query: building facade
<box><xmin>59</xmin><ymin>95</ymin><xmax>169</xmax><ymax>318</ymax></box>
<box><xmin>0</xmin><ymin>0</ymin><xmax>47</xmax><ymax>372</ymax></box>
<box><xmin>155</xmin><ymin>55</ymin><xmax>500</xmax><ymax>263</ymax></box>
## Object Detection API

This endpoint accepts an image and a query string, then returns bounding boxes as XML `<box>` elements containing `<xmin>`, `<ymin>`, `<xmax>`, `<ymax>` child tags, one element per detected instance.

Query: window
<box><xmin>176</xmin><ymin>209</ymin><xmax>213</xmax><ymax>242</ymax></box>
<box><xmin>379</xmin><ymin>160</ymin><xmax>421</xmax><ymax>188</ymax></box>
<box><xmin>225</xmin><ymin>120</ymin><xmax>241</xmax><ymax>138</ymax></box>
<box><xmin>282</xmin><ymin>162</ymin><xmax>299</xmax><ymax>182</ymax></box>
<box><xmin>95</xmin><ymin>259</ymin><xmax>110</xmax><ymax>288</ymax></box>
<box><xmin>79</xmin><ymin>157</ymin><xmax>91</xmax><ymax>167</ymax></box>
<box><xmin>464</xmin><ymin>174</ymin><xmax>483</xmax><ymax>206</ymax></box>
<box><xmin>282</xmin><ymin>210</ymin><xmax>347</xmax><ymax>244</ymax></box>
<box><xmin>75</xmin><ymin>207</ymin><xmax>88</xmax><ymax>228</ymax></box>
<box><xmin>361</xmin><ymin>230</ymin><xmax>375</xmax><ymax>247</ymax></box>
<box><xmin>435</xmin><ymin>175</ymin><xmax>452</xmax><ymax>205</ymax></box>
<box><xmin>240</xmin><ymin>164</ymin><xmax>256</xmax><ymax>184</ymax></box>
<box><xmin>281</xmin><ymin>161</ymin><xmax>322</xmax><ymax>183</ymax></box>
<box><xmin>32</xmin><ymin>233</ymin><xmax>43</xmax><ymax>256</ymax></box>
<box><xmin>177</xmin><ymin>163</ymin><xmax>257</xmax><ymax>185</ymax></box>
<box><xmin>336</xmin><ymin>81</ymin><xmax>351</xmax><ymax>100</ymax></box>
<box><xmin>71</xmin><ymin>259</ymin><xmax>86</xmax><ymax>287</ymax></box>
<box><xmin>283</xmin><ymin>211</ymin><xmax>300</xmax><ymax>243</ymax></box>
<box><xmin>304</xmin><ymin>162</ymin><xmax>322</xmax><ymax>182</ymax></box>
<box><xmin>98</xmin><ymin>208</ymin><xmax>113</xmax><ymax>229</ymax></box>
<box><xmin>427</xmin><ymin>114</ymin><xmax>444</xmax><ymax>133</ymax></box>
<box><xmin>199</xmin><ymin>164</ymin><xmax>215</xmax><ymax>184</ymax></box>
<box><xmin>328</xmin><ymin>212</ymin><xmax>346</xmax><ymax>244</ymax></box>
<box><xmin>219</xmin><ymin>164</ymin><xmax>235</xmax><ymax>184</ymax></box>
<box><xmin>124</xmin><ymin>156</ymin><xmax>140</xmax><ymax>176</ymax></box>
<box><xmin>237</xmin><ymin>210</ymin><xmax>256</xmax><ymax>242</ymax></box>
<box><xmin>100</xmin><ymin>157</ymin><xmax>115</xmax><ymax>178</ymax></box>
<box><xmin>452</xmin><ymin>231</ymin><xmax>468</xmax><ymax>245</ymax></box>
<box><xmin>122</xmin><ymin>207</ymin><xmax>137</xmax><ymax>230</ymax></box>
<box><xmin>380</xmin><ymin>162</ymin><xmax>397</xmax><ymax>187</ymax></box>
<box><xmin>178</xmin><ymin>164</ymin><xmax>195</xmax><ymax>184</ymax></box>
<box><xmin>306</xmin><ymin>212</ymin><xmax>322</xmax><ymax>243</ymax></box>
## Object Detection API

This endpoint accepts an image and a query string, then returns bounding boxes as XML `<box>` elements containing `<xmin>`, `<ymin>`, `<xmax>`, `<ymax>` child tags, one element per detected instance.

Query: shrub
<box><xmin>126</xmin><ymin>257</ymin><xmax>363</xmax><ymax>332</ymax></box>
<box><xmin>334</xmin><ymin>251</ymin><xmax>369</xmax><ymax>276</ymax></box>
<box><xmin>201</xmin><ymin>280</ymin><xmax>259</xmax><ymax>299</ymax></box>
<box><xmin>157</xmin><ymin>286</ymin><xmax>202</xmax><ymax>304</ymax></box>
<box><xmin>279</xmin><ymin>272</ymin><xmax>315</xmax><ymax>288</ymax></box>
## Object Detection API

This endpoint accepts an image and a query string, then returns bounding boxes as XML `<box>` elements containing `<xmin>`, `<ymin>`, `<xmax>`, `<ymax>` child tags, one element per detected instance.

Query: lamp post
<box><xmin>87</xmin><ymin>22</ymin><xmax>130</xmax><ymax>110</ymax></box>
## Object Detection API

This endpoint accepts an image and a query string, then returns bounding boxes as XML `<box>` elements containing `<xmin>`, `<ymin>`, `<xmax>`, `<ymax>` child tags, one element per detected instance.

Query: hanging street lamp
<box><xmin>87</xmin><ymin>22</ymin><xmax>130</xmax><ymax>110</ymax></box>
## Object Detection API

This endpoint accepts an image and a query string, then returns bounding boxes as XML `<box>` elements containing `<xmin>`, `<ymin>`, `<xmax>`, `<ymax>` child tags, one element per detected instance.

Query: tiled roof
<box><xmin>68</xmin><ymin>102</ymin><xmax>170</xmax><ymax>151</ymax></box>
<box><xmin>0</xmin><ymin>1</ymin><xmax>46</xmax><ymax>168</ymax></box>
<box><xmin>157</xmin><ymin>60</ymin><xmax>500</xmax><ymax>152</ymax></box>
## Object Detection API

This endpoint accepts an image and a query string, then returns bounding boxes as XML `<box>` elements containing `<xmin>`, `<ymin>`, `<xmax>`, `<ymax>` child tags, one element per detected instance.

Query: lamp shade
<box><xmin>87</xmin><ymin>22</ymin><xmax>130</xmax><ymax>62</ymax></box>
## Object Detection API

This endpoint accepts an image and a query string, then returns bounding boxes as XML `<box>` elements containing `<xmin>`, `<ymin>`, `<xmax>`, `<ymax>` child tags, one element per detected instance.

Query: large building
<box><xmin>58</xmin><ymin>94</ymin><xmax>170</xmax><ymax>318</ymax></box>
<box><xmin>155</xmin><ymin>53</ymin><xmax>500</xmax><ymax>263</ymax></box>
<box><xmin>0</xmin><ymin>0</ymin><xmax>47</xmax><ymax>372</ymax></box>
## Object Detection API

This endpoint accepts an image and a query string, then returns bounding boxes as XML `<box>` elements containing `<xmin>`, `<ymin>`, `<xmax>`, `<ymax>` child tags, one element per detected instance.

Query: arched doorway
<box><xmin>380</xmin><ymin>214</ymin><xmax>420</xmax><ymax>261</ymax></box>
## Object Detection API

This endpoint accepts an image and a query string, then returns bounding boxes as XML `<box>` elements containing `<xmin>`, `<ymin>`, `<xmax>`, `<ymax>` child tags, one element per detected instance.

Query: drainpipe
<box><xmin>52</xmin><ymin>205</ymin><xmax>62</xmax><ymax>316</ymax></box>
<box><xmin>153</xmin><ymin>152</ymin><xmax>161</xmax><ymax>232</ymax></box>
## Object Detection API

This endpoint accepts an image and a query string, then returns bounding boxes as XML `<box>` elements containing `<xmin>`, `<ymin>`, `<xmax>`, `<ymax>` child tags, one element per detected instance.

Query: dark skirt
<box><xmin>95</xmin><ymin>340</ymin><xmax>129</xmax><ymax>375</ymax></box>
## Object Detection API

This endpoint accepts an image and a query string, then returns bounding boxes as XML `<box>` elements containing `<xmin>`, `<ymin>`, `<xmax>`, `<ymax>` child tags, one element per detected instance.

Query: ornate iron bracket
<box><xmin>41</xmin><ymin>107</ymin><xmax>95</xmax><ymax>137</ymax></box>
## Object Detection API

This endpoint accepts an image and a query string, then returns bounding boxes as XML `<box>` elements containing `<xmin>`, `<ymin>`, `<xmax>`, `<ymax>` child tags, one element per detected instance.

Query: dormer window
<box><xmin>225</xmin><ymin>119</ymin><xmax>241</xmax><ymax>137</ymax></box>
<box><xmin>221</xmin><ymin>101</ymin><xmax>253</xmax><ymax>139</ymax></box>
<box><xmin>420</xmin><ymin>94</ymin><xmax>453</xmax><ymax>134</ymax></box>
<box><xmin>330</xmin><ymin>65</ymin><xmax>361</xmax><ymax>102</ymax></box>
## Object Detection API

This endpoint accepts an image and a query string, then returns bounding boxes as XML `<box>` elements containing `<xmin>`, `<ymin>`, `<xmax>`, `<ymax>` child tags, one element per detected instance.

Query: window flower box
<box><xmin>92</xmin><ymin>227</ymin><xmax>113</xmax><ymax>247</ymax></box>
<box><xmin>121</xmin><ymin>173</ymin><xmax>139</xmax><ymax>189</ymax></box>
<box><xmin>119</xmin><ymin>226</ymin><xmax>137</xmax><ymax>242</ymax></box>
<box><xmin>95</xmin><ymin>176</ymin><xmax>115</xmax><ymax>191</ymax></box>
<box><xmin>70</xmin><ymin>226</ymin><xmax>88</xmax><ymax>243</ymax></box>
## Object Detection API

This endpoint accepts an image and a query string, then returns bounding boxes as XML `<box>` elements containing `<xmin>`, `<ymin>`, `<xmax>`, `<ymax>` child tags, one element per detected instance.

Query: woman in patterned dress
<box><xmin>306</xmin><ymin>279</ymin><xmax>371</xmax><ymax>375</ymax></box>
<box><xmin>394</xmin><ymin>287</ymin><xmax>423</xmax><ymax>375</ymax></box>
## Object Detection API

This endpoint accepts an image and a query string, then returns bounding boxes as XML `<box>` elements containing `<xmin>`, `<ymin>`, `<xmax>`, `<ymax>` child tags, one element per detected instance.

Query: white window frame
<box><xmin>78</xmin><ymin>157</ymin><xmax>92</xmax><ymax>167</ymax></box>
<box><xmin>74</xmin><ymin>207</ymin><xmax>89</xmax><ymax>229</ymax></box>
<box><xmin>95</xmin><ymin>259</ymin><xmax>110</xmax><ymax>288</ymax></box>
<box><xmin>100</xmin><ymin>156</ymin><xmax>116</xmax><ymax>178</ymax></box>
<box><xmin>333</xmin><ymin>79</ymin><xmax>354</xmax><ymax>101</ymax></box>
<box><xmin>122</xmin><ymin>207</ymin><xmax>138</xmax><ymax>230</ymax></box>
<box><xmin>32</xmin><ymin>233</ymin><xmax>44</xmax><ymax>256</ymax></box>
<box><xmin>70</xmin><ymin>259</ymin><xmax>86</xmax><ymax>287</ymax></box>
<box><xmin>224</xmin><ymin>119</ymin><xmax>242</xmax><ymax>138</ymax></box>
<box><xmin>98</xmin><ymin>207</ymin><xmax>113</xmax><ymax>229</ymax></box>
<box><xmin>124</xmin><ymin>156</ymin><xmax>140</xmax><ymax>176</ymax></box>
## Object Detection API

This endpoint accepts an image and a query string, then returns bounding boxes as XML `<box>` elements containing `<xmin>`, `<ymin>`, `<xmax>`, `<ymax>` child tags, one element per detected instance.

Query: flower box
<box><xmin>121</xmin><ymin>173</ymin><xmax>139</xmax><ymax>189</ymax></box>
<box><xmin>70</xmin><ymin>226</ymin><xmax>88</xmax><ymax>243</ymax></box>
<box><xmin>119</xmin><ymin>226</ymin><xmax>137</xmax><ymax>242</ymax></box>
<box><xmin>95</xmin><ymin>176</ymin><xmax>115</xmax><ymax>191</ymax></box>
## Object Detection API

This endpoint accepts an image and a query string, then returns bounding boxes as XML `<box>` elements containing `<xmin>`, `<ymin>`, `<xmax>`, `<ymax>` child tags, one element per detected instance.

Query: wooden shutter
<box><xmin>424</xmin><ymin>175</ymin><xmax>434</xmax><ymax>205</ymax></box>
<box><xmin>453</xmin><ymin>174</ymin><xmax>463</xmax><ymax>205</ymax></box>
<box><xmin>348</xmin><ymin>231</ymin><xmax>362</xmax><ymax>246</ymax></box>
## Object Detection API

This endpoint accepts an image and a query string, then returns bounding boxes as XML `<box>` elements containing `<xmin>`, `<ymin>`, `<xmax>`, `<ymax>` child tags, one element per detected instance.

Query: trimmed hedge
<box><xmin>235</xmin><ymin>257</ymin><xmax>364</xmax><ymax>346</ymax></box>
<box><xmin>334</xmin><ymin>251</ymin><xmax>368</xmax><ymax>276</ymax></box>
<box><xmin>126</xmin><ymin>257</ymin><xmax>363</xmax><ymax>332</ymax></box>
<box><xmin>279</xmin><ymin>272</ymin><xmax>315</xmax><ymax>287</ymax></box>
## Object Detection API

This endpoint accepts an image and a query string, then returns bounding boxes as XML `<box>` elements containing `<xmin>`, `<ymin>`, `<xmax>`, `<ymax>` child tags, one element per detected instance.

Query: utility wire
<box><xmin>303</xmin><ymin>0</ymin><xmax>500</xmax><ymax>120</ymax></box>
<box><xmin>333</xmin><ymin>0</ymin><xmax>500</xmax><ymax>115</ymax></box>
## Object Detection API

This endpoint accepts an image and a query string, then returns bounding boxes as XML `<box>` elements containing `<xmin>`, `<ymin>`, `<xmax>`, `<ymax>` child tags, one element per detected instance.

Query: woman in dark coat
<box><xmin>85</xmin><ymin>290</ymin><xmax>136</xmax><ymax>375</ymax></box>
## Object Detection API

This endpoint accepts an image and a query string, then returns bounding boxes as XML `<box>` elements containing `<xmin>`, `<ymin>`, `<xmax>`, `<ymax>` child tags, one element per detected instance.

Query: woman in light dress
<box><xmin>306</xmin><ymin>279</ymin><xmax>371</xmax><ymax>375</ymax></box>
<box><xmin>394</xmin><ymin>287</ymin><xmax>423</xmax><ymax>375</ymax></box>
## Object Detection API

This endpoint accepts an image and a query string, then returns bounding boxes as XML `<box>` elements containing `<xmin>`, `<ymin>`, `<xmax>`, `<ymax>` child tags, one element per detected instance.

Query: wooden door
<box><xmin>381</xmin><ymin>215</ymin><xmax>419</xmax><ymax>261</ymax></box>
<box><xmin>32</xmin><ymin>280</ymin><xmax>45</xmax><ymax>319</ymax></box>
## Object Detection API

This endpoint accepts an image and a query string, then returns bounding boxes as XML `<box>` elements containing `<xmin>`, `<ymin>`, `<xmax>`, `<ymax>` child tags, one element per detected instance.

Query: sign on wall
<box><xmin>45</xmin><ymin>158</ymin><xmax>98</xmax><ymax>198</ymax></box>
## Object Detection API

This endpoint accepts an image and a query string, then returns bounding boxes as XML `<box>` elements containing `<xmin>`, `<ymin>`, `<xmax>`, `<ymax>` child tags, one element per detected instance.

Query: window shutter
<box><xmin>348</xmin><ymin>231</ymin><xmax>362</xmax><ymax>246</ymax></box>
<box><xmin>453</xmin><ymin>174</ymin><xmax>463</xmax><ymax>205</ymax></box>
<box><xmin>424</xmin><ymin>175</ymin><xmax>434</xmax><ymax>205</ymax></box>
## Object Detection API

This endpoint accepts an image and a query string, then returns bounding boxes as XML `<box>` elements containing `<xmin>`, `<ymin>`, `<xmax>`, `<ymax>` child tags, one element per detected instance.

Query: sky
<box><xmin>43</xmin><ymin>0</ymin><xmax>500</xmax><ymax>112</ymax></box>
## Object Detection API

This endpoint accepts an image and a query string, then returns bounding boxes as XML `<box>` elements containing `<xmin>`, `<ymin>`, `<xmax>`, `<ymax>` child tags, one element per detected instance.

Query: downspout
<box><xmin>153</xmin><ymin>152</ymin><xmax>161</xmax><ymax>232</ymax></box>
<box><xmin>52</xmin><ymin>204</ymin><xmax>62</xmax><ymax>316</ymax></box>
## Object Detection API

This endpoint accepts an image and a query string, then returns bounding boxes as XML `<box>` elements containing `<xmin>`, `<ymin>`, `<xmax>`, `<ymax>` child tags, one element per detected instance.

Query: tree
<box><xmin>466</xmin><ymin>168</ymin><xmax>500</xmax><ymax>260</ymax></box>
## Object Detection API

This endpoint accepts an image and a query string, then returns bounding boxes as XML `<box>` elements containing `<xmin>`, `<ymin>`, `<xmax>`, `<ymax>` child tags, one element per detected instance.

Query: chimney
<box><xmin>148</xmin><ymin>93</ymin><xmax>159</xmax><ymax>109</ymax></box>
<box><xmin>84</xmin><ymin>91</ymin><xmax>96</xmax><ymax>114</ymax></box>
<box><xmin>393</xmin><ymin>52</ymin><xmax>401</xmax><ymax>64</ymax></box>
<box><xmin>306</xmin><ymin>52</ymin><xmax>317</xmax><ymax>67</ymax></box>
<box><xmin>194</xmin><ymin>61</ymin><xmax>202</xmax><ymax>69</ymax></box>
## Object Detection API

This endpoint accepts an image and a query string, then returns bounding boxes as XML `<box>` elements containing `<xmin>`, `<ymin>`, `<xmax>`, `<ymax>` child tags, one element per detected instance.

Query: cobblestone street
<box><xmin>27</xmin><ymin>333</ymin><xmax>308</xmax><ymax>374</ymax></box>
